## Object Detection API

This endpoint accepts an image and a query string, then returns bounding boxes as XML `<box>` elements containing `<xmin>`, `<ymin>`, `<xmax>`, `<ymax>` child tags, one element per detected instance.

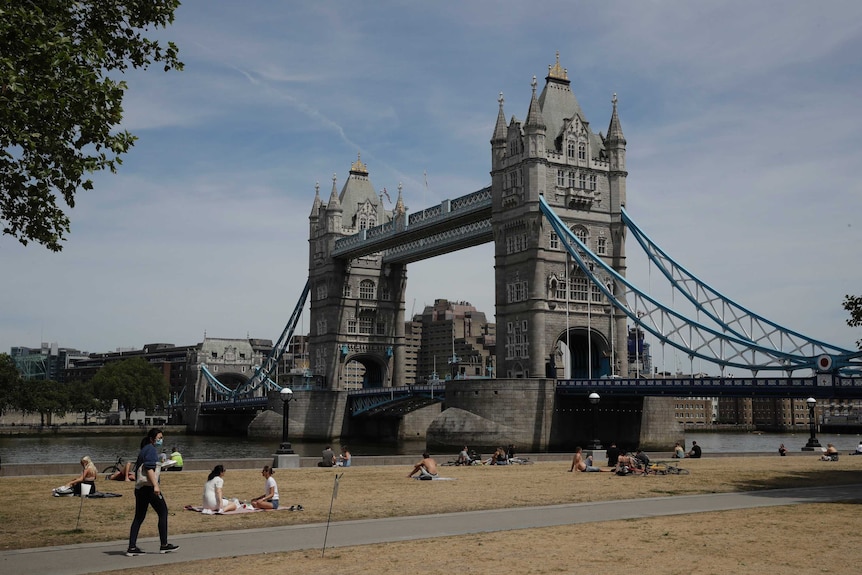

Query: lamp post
<box><xmin>277</xmin><ymin>387</ymin><xmax>294</xmax><ymax>454</ymax></box>
<box><xmin>588</xmin><ymin>392</ymin><xmax>602</xmax><ymax>450</ymax></box>
<box><xmin>802</xmin><ymin>397</ymin><xmax>821</xmax><ymax>451</ymax></box>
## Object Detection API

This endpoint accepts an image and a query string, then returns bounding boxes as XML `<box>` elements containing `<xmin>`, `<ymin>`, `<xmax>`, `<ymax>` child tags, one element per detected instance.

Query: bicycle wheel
<box><xmin>102</xmin><ymin>465</ymin><xmax>120</xmax><ymax>479</ymax></box>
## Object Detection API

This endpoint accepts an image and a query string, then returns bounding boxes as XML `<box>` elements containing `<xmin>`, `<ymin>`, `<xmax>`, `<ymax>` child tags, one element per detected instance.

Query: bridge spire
<box><xmin>326</xmin><ymin>173</ymin><xmax>342</xmax><ymax>211</ymax></box>
<box><xmin>309</xmin><ymin>181</ymin><xmax>321</xmax><ymax>219</ymax></box>
<box><xmin>491</xmin><ymin>92</ymin><xmax>507</xmax><ymax>143</ymax></box>
<box><xmin>525</xmin><ymin>75</ymin><xmax>545</xmax><ymax>131</ymax></box>
<box><xmin>394</xmin><ymin>182</ymin><xmax>406</xmax><ymax>216</ymax></box>
<box><xmin>606</xmin><ymin>93</ymin><xmax>626</xmax><ymax>145</ymax></box>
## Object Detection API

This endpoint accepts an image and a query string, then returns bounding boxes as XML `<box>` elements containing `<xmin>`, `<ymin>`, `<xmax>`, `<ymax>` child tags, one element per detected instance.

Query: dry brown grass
<box><xmin>3</xmin><ymin>456</ymin><xmax>862</xmax><ymax>574</ymax></box>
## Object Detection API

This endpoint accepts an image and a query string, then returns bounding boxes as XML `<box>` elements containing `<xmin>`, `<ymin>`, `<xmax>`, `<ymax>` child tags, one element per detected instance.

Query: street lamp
<box><xmin>588</xmin><ymin>392</ymin><xmax>602</xmax><ymax>450</ymax></box>
<box><xmin>277</xmin><ymin>388</ymin><xmax>294</xmax><ymax>454</ymax></box>
<box><xmin>802</xmin><ymin>397</ymin><xmax>821</xmax><ymax>451</ymax></box>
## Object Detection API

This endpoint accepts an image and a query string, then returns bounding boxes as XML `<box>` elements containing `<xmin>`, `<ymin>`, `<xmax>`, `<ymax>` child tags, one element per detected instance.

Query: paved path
<box><xmin>3</xmin><ymin>484</ymin><xmax>860</xmax><ymax>575</ymax></box>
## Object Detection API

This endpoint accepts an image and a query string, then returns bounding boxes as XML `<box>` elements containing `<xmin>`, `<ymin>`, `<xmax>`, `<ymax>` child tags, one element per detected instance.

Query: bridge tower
<box><xmin>491</xmin><ymin>54</ymin><xmax>630</xmax><ymax>380</ymax></box>
<box><xmin>307</xmin><ymin>156</ymin><xmax>409</xmax><ymax>390</ymax></box>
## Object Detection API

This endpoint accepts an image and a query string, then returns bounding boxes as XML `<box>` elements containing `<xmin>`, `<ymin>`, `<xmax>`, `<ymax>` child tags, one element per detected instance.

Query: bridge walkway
<box><xmin>3</xmin><ymin>483</ymin><xmax>859</xmax><ymax>575</ymax></box>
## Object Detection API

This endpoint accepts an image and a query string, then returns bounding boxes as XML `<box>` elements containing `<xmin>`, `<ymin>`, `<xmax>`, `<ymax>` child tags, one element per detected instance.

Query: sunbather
<box><xmin>407</xmin><ymin>452</ymin><xmax>438</xmax><ymax>478</ymax></box>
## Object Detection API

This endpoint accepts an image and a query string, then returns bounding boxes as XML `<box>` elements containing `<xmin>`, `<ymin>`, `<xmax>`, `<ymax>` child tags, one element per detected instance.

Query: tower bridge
<box><xmin>187</xmin><ymin>54</ymin><xmax>862</xmax><ymax>450</ymax></box>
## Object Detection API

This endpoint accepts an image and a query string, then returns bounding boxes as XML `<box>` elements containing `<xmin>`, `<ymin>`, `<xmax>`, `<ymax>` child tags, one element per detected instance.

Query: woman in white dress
<box><xmin>202</xmin><ymin>465</ymin><xmax>237</xmax><ymax>513</ymax></box>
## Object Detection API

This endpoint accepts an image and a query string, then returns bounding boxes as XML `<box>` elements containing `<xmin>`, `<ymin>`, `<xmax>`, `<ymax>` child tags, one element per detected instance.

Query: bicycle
<box><xmin>643</xmin><ymin>461</ymin><xmax>689</xmax><ymax>476</ymax></box>
<box><xmin>508</xmin><ymin>457</ymin><xmax>533</xmax><ymax>465</ymax></box>
<box><xmin>102</xmin><ymin>456</ymin><xmax>125</xmax><ymax>479</ymax></box>
<box><xmin>664</xmin><ymin>461</ymin><xmax>690</xmax><ymax>475</ymax></box>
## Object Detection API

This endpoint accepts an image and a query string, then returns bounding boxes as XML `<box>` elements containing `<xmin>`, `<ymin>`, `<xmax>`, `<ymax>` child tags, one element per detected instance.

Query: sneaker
<box><xmin>126</xmin><ymin>547</ymin><xmax>145</xmax><ymax>557</ymax></box>
<box><xmin>159</xmin><ymin>543</ymin><xmax>180</xmax><ymax>554</ymax></box>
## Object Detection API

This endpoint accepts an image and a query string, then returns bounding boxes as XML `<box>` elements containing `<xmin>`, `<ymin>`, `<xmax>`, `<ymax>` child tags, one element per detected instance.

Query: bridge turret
<box><xmin>490</xmin><ymin>92</ymin><xmax>507</xmax><ymax>170</ymax></box>
<box><xmin>523</xmin><ymin>76</ymin><xmax>546</xmax><ymax>160</ymax></box>
<box><xmin>606</xmin><ymin>93</ymin><xmax>627</xmax><ymax>210</ymax></box>
<box><xmin>309</xmin><ymin>181</ymin><xmax>321</xmax><ymax>222</ymax></box>
<box><xmin>325</xmin><ymin>173</ymin><xmax>343</xmax><ymax>233</ymax></box>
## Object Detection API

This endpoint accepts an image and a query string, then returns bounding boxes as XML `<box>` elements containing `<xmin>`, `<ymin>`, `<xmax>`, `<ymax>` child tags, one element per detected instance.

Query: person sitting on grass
<box><xmin>166</xmin><ymin>446</ymin><xmax>183</xmax><ymax>471</ymax></box>
<box><xmin>202</xmin><ymin>465</ymin><xmax>237</xmax><ymax>513</ymax></box>
<box><xmin>820</xmin><ymin>444</ymin><xmax>839</xmax><ymax>461</ymax></box>
<box><xmin>407</xmin><ymin>452</ymin><xmax>438</xmax><ymax>479</ymax></box>
<box><xmin>686</xmin><ymin>441</ymin><xmax>702</xmax><ymax>458</ymax></box>
<box><xmin>251</xmin><ymin>466</ymin><xmax>279</xmax><ymax>509</ymax></box>
<box><xmin>62</xmin><ymin>456</ymin><xmax>98</xmax><ymax>495</ymax></box>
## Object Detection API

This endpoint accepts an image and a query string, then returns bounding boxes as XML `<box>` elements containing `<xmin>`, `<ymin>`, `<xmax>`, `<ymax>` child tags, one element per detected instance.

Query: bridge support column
<box><xmin>637</xmin><ymin>397</ymin><xmax>684</xmax><ymax>451</ymax></box>
<box><xmin>426</xmin><ymin>379</ymin><xmax>556</xmax><ymax>452</ymax></box>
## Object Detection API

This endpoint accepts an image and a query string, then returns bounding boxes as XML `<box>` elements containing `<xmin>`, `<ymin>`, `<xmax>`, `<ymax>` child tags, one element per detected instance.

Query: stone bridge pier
<box><xmin>425</xmin><ymin>379</ymin><xmax>681</xmax><ymax>452</ymax></box>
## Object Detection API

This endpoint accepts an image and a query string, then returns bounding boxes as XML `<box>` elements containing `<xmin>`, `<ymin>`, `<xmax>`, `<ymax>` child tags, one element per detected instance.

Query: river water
<box><xmin>0</xmin><ymin>435</ymin><xmax>428</xmax><ymax>465</ymax></box>
<box><xmin>2</xmin><ymin>431</ymin><xmax>861</xmax><ymax>465</ymax></box>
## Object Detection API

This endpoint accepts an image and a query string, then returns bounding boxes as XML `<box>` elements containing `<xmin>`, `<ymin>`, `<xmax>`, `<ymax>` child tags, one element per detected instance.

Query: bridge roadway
<box><xmin>3</xmin><ymin>482</ymin><xmax>860</xmax><ymax>575</ymax></box>
<box><xmin>199</xmin><ymin>375</ymin><xmax>862</xmax><ymax>416</ymax></box>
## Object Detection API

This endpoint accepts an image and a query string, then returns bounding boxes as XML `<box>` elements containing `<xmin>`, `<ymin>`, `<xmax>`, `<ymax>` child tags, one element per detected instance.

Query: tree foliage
<box><xmin>91</xmin><ymin>357</ymin><xmax>168</xmax><ymax>422</ymax></box>
<box><xmin>0</xmin><ymin>353</ymin><xmax>22</xmax><ymax>414</ymax></box>
<box><xmin>843</xmin><ymin>294</ymin><xmax>862</xmax><ymax>349</ymax></box>
<box><xmin>0</xmin><ymin>1</ymin><xmax>183</xmax><ymax>251</ymax></box>
<box><xmin>67</xmin><ymin>378</ymin><xmax>110</xmax><ymax>424</ymax></box>
<box><xmin>16</xmin><ymin>378</ymin><xmax>69</xmax><ymax>425</ymax></box>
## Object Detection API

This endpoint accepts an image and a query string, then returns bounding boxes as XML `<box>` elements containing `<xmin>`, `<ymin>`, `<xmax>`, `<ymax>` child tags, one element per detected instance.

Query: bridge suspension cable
<box><xmin>199</xmin><ymin>280</ymin><xmax>311</xmax><ymax>399</ymax></box>
<box><xmin>540</xmin><ymin>197</ymin><xmax>839</xmax><ymax>374</ymax></box>
<box><xmin>621</xmin><ymin>207</ymin><xmax>852</xmax><ymax>358</ymax></box>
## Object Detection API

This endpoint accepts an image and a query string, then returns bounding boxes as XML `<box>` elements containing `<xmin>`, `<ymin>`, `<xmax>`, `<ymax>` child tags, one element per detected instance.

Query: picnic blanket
<box><xmin>184</xmin><ymin>504</ymin><xmax>302</xmax><ymax>515</ymax></box>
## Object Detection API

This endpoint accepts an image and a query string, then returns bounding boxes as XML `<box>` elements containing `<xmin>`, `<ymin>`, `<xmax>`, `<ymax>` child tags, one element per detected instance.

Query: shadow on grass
<box><xmin>725</xmin><ymin>469</ymin><xmax>862</xmax><ymax>503</ymax></box>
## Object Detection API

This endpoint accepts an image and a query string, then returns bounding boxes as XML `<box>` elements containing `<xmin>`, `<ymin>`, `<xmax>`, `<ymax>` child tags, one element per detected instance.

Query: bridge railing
<box><xmin>556</xmin><ymin>375</ymin><xmax>862</xmax><ymax>398</ymax></box>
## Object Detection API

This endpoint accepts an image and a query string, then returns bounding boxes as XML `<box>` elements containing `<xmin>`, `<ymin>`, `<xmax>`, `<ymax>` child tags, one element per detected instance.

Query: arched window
<box><xmin>578</xmin><ymin>142</ymin><xmax>586</xmax><ymax>160</ymax></box>
<box><xmin>571</xmin><ymin>225</ymin><xmax>588</xmax><ymax>246</ymax></box>
<box><xmin>359</xmin><ymin>279</ymin><xmax>375</xmax><ymax>300</ymax></box>
<box><xmin>567</xmin><ymin>141</ymin><xmax>576</xmax><ymax>158</ymax></box>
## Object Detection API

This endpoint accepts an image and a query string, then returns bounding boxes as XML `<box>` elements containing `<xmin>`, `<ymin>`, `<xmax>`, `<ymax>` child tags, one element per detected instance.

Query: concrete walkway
<box><xmin>2</xmin><ymin>484</ymin><xmax>860</xmax><ymax>575</ymax></box>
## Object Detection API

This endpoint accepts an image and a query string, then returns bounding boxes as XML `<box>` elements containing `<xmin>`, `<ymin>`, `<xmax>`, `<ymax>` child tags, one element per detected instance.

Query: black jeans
<box><xmin>128</xmin><ymin>485</ymin><xmax>168</xmax><ymax>547</ymax></box>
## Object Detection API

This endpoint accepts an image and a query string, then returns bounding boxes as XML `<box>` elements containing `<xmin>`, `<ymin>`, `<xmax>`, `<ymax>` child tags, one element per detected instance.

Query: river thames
<box><xmin>1</xmin><ymin>431</ymin><xmax>861</xmax><ymax>464</ymax></box>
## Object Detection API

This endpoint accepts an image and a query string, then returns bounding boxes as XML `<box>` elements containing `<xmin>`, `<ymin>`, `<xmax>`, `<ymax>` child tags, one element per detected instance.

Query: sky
<box><xmin>3</xmin><ymin>1</ymin><xmax>862</xmax><ymax>374</ymax></box>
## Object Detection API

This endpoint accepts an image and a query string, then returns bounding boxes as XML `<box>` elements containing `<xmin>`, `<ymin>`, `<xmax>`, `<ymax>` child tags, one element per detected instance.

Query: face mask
<box><xmin>155</xmin><ymin>438</ymin><xmax>164</xmax><ymax>447</ymax></box>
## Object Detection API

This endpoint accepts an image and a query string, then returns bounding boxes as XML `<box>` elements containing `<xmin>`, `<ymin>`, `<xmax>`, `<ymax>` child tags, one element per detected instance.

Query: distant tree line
<box><xmin>0</xmin><ymin>355</ymin><xmax>168</xmax><ymax>425</ymax></box>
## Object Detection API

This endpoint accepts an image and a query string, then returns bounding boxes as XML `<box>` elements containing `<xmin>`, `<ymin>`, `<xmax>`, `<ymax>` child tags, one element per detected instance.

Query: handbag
<box><xmin>135</xmin><ymin>463</ymin><xmax>158</xmax><ymax>488</ymax></box>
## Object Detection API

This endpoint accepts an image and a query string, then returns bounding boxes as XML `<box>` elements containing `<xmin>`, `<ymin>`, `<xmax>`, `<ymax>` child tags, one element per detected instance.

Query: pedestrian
<box><xmin>126</xmin><ymin>428</ymin><xmax>179</xmax><ymax>557</ymax></box>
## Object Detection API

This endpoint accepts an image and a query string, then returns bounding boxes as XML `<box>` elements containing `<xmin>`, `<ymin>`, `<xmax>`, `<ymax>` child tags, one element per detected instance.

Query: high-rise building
<box><xmin>414</xmin><ymin>299</ymin><xmax>495</xmax><ymax>382</ymax></box>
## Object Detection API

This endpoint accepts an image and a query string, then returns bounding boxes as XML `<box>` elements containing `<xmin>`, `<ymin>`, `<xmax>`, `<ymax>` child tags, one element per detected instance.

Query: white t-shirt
<box><xmin>203</xmin><ymin>476</ymin><xmax>225</xmax><ymax>510</ymax></box>
<box><xmin>265</xmin><ymin>476</ymin><xmax>279</xmax><ymax>501</ymax></box>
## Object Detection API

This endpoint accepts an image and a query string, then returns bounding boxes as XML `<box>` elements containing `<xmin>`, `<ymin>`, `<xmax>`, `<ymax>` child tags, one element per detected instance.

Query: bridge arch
<box><xmin>201</xmin><ymin>371</ymin><xmax>249</xmax><ymax>402</ymax></box>
<box><xmin>557</xmin><ymin>327</ymin><xmax>611</xmax><ymax>379</ymax></box>
<box><xmin>343</xmin><ymin>353</ymin><xmax>388</xmax><ymax>389</ymax></box>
